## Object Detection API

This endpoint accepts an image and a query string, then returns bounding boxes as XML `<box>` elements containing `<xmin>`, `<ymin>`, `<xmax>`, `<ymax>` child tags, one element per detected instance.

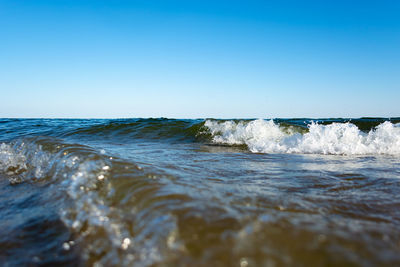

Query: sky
<box><xmin>0</xmin><ymin>0</ymin><xmax>399</xmax><ymax>118</ymax></box>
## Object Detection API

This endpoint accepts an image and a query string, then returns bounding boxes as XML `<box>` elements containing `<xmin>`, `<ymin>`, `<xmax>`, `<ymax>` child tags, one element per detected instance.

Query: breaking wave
<box><xmin>204</xmin><ymin>119</ymin><xmax>400</xmax><ymax>155</ymax></box>
<box><xmin>0</xmin><ymin>137</ymin><xmax>188</xmax><ymax>265</ymax></box>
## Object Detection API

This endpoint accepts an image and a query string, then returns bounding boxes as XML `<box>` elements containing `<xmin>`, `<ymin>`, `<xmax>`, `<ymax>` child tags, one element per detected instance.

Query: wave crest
<box><xmin>204</xmin><ymin>119</ymin><xmax>400</xmax><ymax>155</ymax></box>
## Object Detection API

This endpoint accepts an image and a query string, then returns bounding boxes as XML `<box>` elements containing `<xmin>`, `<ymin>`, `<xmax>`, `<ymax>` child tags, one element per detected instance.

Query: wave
<box><xmin>56</xmin><ymin>118</ymin><xmax>400</xmax><ymax>149</ymax></box>
<box><xmin>59</xmin><ymin>118</ymin><xmax>207</xmax><ymax>142</ymax></box>
<box><xmin>1</xmin><ymin>118</ymin><xmax>400</xmax><ymax>156</ymax></box>
<box><xmin>204</xmin><ymin>119</ymin><xmax>400</xmax><ymax>155</ymax></box>
<box><xmin>0</xmin><ymin>137</ymin><xmax>185</xmax><ymax>265</ymax></box>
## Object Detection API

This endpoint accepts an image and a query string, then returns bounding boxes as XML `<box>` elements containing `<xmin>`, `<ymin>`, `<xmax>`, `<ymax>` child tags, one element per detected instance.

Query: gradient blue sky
<box><xmin>1</xmin><ymin>0</ymin><xmax>399</xmax><ymax>118</ymax></box>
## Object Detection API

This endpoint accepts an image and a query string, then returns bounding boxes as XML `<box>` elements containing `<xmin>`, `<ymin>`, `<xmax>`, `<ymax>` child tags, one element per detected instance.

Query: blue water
<box><xmin>1</xmin><ymin>118</ymin><xmax>400</xmax><ymax>266</ymax></box>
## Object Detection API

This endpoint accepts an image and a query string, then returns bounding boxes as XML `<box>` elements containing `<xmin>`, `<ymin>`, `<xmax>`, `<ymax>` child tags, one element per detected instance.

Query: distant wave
<box><xmin>204</xmin><ymin>119</ymin><xmax>400</xmax><ymax>155</ymax></box>
<box><xmin>1</xmin><ymin>118</ymin><xmax>399</xmax><ymax>156</ymax></box>
<box><xmin>59</xmin><ymin>118</ymin><xmax>206</xmax><ymax>142</ymax></box>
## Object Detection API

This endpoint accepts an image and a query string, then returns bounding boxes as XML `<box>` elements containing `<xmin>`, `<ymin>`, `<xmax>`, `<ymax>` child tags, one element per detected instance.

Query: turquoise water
<box><xmin>1</xmin><ymin>118</ymin><xmax>400</xmax><ymax>266</ymax></box>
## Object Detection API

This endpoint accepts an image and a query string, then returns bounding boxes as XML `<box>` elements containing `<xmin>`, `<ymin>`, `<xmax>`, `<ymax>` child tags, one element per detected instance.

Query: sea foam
<box><xmin>204</xmin><ymin>119</ymin><xmax>400</xmax><ymax>155</ymax></box>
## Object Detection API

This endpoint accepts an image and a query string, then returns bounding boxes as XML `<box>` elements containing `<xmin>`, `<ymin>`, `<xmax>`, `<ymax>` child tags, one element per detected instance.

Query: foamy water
<box><xmin>205</xmin><ymin>119</ymin><xmax>400</xmax><ymax>155</ymax></box>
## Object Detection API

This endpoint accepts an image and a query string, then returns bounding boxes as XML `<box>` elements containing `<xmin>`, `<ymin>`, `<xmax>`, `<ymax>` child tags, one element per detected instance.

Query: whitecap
<box><xmin>204</xmin><ymin>119</ymin><xmax>400</xmax><ymax>155</ymax></box>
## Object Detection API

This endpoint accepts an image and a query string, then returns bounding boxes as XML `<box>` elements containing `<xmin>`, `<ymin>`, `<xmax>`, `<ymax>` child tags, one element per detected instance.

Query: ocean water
<box><xmin>1</xmin><ymin>118</ymin><xmax>400</xmax><ymax>266</ymax></box>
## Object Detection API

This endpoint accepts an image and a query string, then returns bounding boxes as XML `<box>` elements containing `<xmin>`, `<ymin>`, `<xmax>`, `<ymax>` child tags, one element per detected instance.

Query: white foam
<box><xmin>204</xmin><ymin>119</ymin><xmax>400</xmax><ymax>155</ymax></box>
<box><xmin>0</xmin><ymin>143</ymin><xmax>28</xmax><ymax>181</ymax></box>
<box><xmin>0</xmin><ymin>141</ymin><xmax>54</xmax><ymax>183</ymax></box>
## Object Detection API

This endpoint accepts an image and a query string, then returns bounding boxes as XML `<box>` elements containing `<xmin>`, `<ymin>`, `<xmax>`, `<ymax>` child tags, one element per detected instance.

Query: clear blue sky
<box><xmin>1</xmin><ymin>0</ymin><xmax>399</xmax><ymax>118</ymax></box>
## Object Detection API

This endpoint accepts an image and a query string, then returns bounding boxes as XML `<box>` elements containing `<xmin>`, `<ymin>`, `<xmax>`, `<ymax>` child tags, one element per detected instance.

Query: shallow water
<box><xmin>0</xmin><ymin>118</ymin><xmax>400</xmax><ymax>266</ymax></box>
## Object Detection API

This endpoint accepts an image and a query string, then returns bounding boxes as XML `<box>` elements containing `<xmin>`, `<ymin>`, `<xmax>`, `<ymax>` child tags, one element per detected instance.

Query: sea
<box><xmin>0</xmin><ymin>118</ymin><xmax>400</xmax><ymax>266</ymax></box>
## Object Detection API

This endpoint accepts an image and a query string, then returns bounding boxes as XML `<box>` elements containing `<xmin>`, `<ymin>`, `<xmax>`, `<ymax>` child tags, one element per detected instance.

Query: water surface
<box><xmin>1</xmin><ymin>118</ymin><xmax>400</xmax><ymax>266</ymax></box>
